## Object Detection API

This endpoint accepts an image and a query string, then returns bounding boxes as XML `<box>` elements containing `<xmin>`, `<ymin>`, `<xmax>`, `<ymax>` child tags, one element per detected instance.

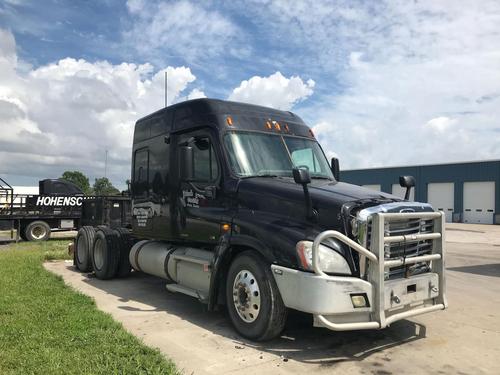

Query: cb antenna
<box><xmin>164</xmin><ymin>70</ymin><xmax>168</xmax><ymax>107</ymax></box>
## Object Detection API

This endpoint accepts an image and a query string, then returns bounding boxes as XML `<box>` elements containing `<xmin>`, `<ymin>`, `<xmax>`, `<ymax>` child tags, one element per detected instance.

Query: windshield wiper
<box><xmin>310</xmin><ymin>176</ymin><xmax>333</xmax><ymax>180</ymax></box>
<box><xmin>241</xmin><ymin>174</ymin><xmax>280</xmax><ymax>179</ymax></box>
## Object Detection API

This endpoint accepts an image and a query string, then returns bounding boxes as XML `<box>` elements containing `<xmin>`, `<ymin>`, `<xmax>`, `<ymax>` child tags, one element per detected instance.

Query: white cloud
<box><xmin>425</xmin><ymin>117</ymin><xmax>457</xmax><ymax>133</ymax></box>
<box><xmin>125</xmin><ymin>0</ymin><xmax>145</xmax><ymax>14</ymax></box>
<box><xmin>124</xmin><ymin>0</ymin><xmax>240</xmax><ymax>63</ymax></box>
<box><xmin>228</xmin><ymin>72</ymin><xmax>315</xmax><ymax>110</ymax></box>
<box><xmin>186</xmin><ymin>88</ymin><xmax>206</xmax><ymax>100</ymax></box>
<box><xmin>0</xmin><ymin>29</ymin><xmax>204</xmax><ymax>187</ymax></box>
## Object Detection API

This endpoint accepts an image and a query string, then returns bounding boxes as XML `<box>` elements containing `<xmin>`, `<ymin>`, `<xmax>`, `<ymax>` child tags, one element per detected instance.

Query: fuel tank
<box><xmin>129</xmin><ymin>240</ymin><xmax>214</xmax><ymax>300</ymax></box>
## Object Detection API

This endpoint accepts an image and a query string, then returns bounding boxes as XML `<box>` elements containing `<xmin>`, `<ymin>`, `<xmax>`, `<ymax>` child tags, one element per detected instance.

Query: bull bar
<box><xmin>311</xmin><ymin>211</ymin><xmax>448</xmax><ymax>331</ymax></box>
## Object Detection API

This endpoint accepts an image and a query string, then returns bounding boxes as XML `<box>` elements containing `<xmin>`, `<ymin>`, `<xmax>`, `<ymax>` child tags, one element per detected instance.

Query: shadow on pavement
<box><xmin>78</xmin><ymin>267</ymin><xmax>426</xmax><ymax>365</ymax></box>
<box><xmin>448</xmin><ymin>263</ymin><xmax>500</xmax><ymax>278</ymax></box>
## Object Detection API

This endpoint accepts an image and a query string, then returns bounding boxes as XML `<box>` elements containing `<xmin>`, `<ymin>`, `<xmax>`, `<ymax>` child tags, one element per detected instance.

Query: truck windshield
<box><xmin>224</xmin><ymin>131</ymin><xmax>334</xmax><ymax>179</ymax></box>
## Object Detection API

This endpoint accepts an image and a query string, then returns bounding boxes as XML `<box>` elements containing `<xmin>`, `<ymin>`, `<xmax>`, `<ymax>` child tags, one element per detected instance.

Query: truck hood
<box><xmin>236</xmin><ymin>177</ymin><xmax>398</xmax><ymax>230</ymax></box>
<box><xmin>238</xmin><ymin>177</ymin><xmax>395</xmax><ymax>205</ymax></box>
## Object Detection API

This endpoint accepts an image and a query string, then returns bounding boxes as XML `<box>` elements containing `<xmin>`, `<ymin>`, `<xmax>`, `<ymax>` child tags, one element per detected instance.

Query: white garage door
<box><xmin>427</xmin><ymin>183</ymin><xmax>454</xmax><ymax>222</ymax></box>
<box><xmin>463</xmin><ymin>182</ymin><xmax>495</xmax><ymax>224</ymax></box>
<box><xmin>392</xmin><ymin>184</ymin><xmax>415</xmax><ymax>201</ymax></box>
<box><xmin>362</xmin><ymin>184</ymin><xmax>381</xmax><ymax>191</ymax></box>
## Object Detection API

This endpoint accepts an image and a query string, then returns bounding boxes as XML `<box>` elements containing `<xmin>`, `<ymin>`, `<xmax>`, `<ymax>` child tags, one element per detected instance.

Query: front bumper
<box><xmin>272</xmin><ymin>265</ymin><xmax>444</xmax><ymax>330</ymax></box>
<box><xmin>272</xmin><ymin>211</ymin><xmax>448</xmax><ymax>331</ymax></box>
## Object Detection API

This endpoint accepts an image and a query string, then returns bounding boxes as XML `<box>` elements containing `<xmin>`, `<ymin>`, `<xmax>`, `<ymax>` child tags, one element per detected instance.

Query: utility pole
<box><xmin>104</xmin><ymin>149</ymin><xmax>108</xmax><ymax>178</ymax></box>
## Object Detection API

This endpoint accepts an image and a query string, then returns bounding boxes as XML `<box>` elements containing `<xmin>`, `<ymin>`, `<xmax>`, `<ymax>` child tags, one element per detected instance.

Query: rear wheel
<box><xmin>226</xmin><ymin>251</ymin><xmax>287</xmax><ymax>341</ymax></box>
<box><xmin>25</xmin><ymin>221</ymin><xmax>50</xmax><ymax>241</ymax></box>
<box><xmin>91</xmin><ymin>228</ymin><xmax>120</xmax><ymax>280</ymax></box>
<box><xmin>75</xmin><ymin>226</ymin><xmax>95</xmax><ymax>272</ymax></box>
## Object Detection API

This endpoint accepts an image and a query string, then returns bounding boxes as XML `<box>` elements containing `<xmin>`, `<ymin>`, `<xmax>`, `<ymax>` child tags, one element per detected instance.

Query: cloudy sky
<box><xmin>0</xmin><ymin>0</ymin><xmax>499</xmax><ymax>188</ymax></box>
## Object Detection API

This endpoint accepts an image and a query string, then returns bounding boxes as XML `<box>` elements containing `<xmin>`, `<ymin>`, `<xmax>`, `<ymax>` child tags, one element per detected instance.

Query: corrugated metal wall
<box><xmin>341</xmin><ymin>160</ymin><xmax>500</xmax><ymax>224</ymax></box>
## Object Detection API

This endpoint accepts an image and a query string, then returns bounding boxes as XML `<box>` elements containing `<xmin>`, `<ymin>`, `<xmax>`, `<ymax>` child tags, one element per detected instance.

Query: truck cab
<box><xmin>119</xmin><ymin>98</ymin><xmax>447</xmax><ymax>340</ymax></box>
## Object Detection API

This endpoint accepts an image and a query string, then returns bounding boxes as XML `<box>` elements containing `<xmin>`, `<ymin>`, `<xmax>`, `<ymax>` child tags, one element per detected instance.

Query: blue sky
<box><xmin>1</xmin><ymin>0</ymin><xmax>324</xmax><ymax>103</ymax></box>
<box><xmin>1</xmin><ymin>0</ymin><xmax>499</xmax><ymax>188</ymax></box>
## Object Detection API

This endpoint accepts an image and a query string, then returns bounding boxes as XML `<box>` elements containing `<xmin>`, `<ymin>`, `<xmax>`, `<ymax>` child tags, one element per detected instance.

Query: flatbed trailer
<box><xmin>0</xmin><ymin>177</ymin><xmax>131</xmax><ymax>241</ymax></box>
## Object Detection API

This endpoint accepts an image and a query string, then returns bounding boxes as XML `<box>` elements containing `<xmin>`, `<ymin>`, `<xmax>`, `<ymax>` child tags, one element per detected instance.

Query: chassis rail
<box><xmin>311</xmin><ymin>211</ymin><xmax>447</xmax><ymax>331</ymax></box>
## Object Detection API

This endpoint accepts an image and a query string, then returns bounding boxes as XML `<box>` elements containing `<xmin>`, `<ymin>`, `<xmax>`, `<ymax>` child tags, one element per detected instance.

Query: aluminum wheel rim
<box><xmin>31</xmin><ymin>225</ymin><xmax>46</xmax><ymax>240</ymax></box>
<box><xmin>232</xmin><ymin>269</ymin><xmax>261</xmax><ymax>323</ymax></box>
<box><xmin>93</xmin><ymin>238</ymin><xmax>105</xmax><ymax>271</ymax></box>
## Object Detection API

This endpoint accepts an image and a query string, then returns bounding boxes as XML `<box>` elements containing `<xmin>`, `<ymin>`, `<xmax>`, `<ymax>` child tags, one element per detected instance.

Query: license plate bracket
<box><xmin>384</xmin><ymin>273</ymin><xmax>439</xmax><ymax>309</ymax></box>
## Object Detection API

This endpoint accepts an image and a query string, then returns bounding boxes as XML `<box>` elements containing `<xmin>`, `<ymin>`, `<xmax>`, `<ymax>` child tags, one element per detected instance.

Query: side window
<box><xmin>291</xmin><ymin>148</ymin><xmax>320</xmax><ymax>173</ymax></box>
<box><xmin>193</xmin><ymin>137</ymin><xmax>219</xmax><ymax>183</ymax></box>
<box><xmin>285</xmin><ymin>137</ymin><xmax>332</xmax><ymax>178</ymax></box>
<box><xmin>133</xmin><ymin>148</ymin><xmax>149</xmax><ymax>197</ymax></box>
<box><xmin>149</xmin><ymin>139</ymin><xmax>169</xmax><ymax>197</ymax></box>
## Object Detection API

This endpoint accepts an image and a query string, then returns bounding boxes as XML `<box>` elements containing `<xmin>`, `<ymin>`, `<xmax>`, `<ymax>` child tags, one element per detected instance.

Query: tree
<box><xmin>93</xmin><ymin>177</ymin><xmax>120</xmax><ymax>196</ymax></box>
<box><xmin>61</xmin><ymin>170</ymin><xmax>91</xmax><ymax>195</ymax></box>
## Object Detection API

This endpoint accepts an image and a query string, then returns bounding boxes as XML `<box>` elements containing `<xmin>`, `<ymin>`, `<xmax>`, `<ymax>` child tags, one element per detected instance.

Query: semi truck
<box><xmin>73</xmin><ymin>98</ymin><xmax>447</xmax><ymax>341</ymax></box>
<box><xmin>0</xmin><ymin>177</ymin><xmax>131</xmax><ymax>241</ymax></box>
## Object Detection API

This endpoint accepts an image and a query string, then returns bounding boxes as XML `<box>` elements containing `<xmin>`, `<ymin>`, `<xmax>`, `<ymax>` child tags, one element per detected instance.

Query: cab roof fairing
<box><xmin>133</xmin><ymin>98</ymin><xmax>314</xmax><ymax>143</ymax></box>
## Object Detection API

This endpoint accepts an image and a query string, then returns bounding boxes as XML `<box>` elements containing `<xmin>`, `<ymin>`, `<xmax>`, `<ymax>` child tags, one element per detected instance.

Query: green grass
<box><xmin>0</xmin><ymin>241</ymin><xmax>178</xmax><ymax>375</ymax></box>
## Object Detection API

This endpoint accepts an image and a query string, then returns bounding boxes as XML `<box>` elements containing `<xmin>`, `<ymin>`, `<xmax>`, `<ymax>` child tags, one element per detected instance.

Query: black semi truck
<box><xmin>0</xmin><ymin>177</ymin><xmax>131</xmax><ymax>241</ymax></box>
<box><xmin>73</xmin><ymin>98</ymin><xmax>447</xmax><ymax>341</ymax></box>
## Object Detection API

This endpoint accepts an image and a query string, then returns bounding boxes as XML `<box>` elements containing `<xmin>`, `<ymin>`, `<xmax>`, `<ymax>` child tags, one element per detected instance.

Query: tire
<box><xmin>25</xmin><ymin>221</ymin><xmax>51</xmax><ymax>241</ymax></box>
<box><xmin>91</xmin><ymin>227</ymin><xmax>120</xmax><ymax>280</ymax></box>
<box><xmin>226</xmin><ymin>251</ymin><xmax>287</xmax><ymax>341</ymax></box>
<box><xmin>75</xmin><ymin>226</ymin><xmax>95</xmax><ymax>272</ymax></box>
<box><xmin>114</xmin><ymin>228</ymin><xmax>132</xmax><ymax>278</ymax></box>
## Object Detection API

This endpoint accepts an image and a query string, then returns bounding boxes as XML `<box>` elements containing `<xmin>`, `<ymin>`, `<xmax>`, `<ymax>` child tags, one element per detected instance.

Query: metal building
<box><xmin>341</xmin><ymin>160</ymin><xmax>500</xmax><ymax>224</ymax></box>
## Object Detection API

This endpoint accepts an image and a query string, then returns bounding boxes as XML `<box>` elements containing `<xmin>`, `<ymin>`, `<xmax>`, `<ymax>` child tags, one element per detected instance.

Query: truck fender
<box><xmin>207</xmin><ymin>234</ymin><xmax>275</xmax><ymax>310</ymax></box>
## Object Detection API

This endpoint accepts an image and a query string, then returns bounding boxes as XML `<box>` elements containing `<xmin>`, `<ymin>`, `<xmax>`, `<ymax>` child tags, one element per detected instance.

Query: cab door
<box><xmin>131</xmin><ymin>135</ymin><xmax>171</xmax><ymax>239</ymax></box>
<box><xmin>173</xmin><ymin>128</ymin><xmax>224</xmax><ymax>243</ymax></box>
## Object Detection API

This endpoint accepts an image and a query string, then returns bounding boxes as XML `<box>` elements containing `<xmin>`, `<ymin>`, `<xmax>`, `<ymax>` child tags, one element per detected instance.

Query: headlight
<box><xmin>296</xmin><ymin>240</ymin><xmax>351</xmax><ymax>275</ymax></box>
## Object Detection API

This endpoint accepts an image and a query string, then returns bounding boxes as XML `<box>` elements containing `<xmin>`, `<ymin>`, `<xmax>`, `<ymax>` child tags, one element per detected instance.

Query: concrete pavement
<box><xmin>44</xmin><ymin>223</ymin><xmax>500</xmax><ymax>374</ymax></box>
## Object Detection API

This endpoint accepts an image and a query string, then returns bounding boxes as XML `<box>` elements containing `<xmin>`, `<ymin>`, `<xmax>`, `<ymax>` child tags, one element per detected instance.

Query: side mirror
<box><xmin>399</xmin><ymin>175</ymin><xmax>416</xmax><ymax>200</ymax></box>
<box><xmin>293</xmin><ymin>167</ymin><xmax>311</xmax><ymax>184</ymax></box>
<box><xmin>293</xmin><ymin>167</ymin><xmax>314</xmax><ymax>220</ymax></box>
<box><xmin>331</xmin><ymin>157</ymin><xmax>340</xmax><ymax>181</ymax></box>
<box><xmin>179</xmin><ymin>146</ymin><xmax>194</xmax><ymax>181</ymax></box>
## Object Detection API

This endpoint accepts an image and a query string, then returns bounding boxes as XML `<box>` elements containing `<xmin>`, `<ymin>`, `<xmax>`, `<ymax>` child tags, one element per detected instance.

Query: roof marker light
<box><xmin>226</xmin><ymin>116</ymin><xmax>233</xmax><ymax>126</ymax></box>
<box><xmin>274</xmin><ymin>121</ymin><xmax>281</xmax><ymax>131</ymax></box>
<box><xmin>266</xmin><ymin>121</ymin><xmax>272</xmax><ymax>130</ymax></box>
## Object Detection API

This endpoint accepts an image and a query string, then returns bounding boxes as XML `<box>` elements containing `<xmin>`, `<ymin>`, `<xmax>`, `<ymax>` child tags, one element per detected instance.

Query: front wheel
<box><xmin>226</xmin><ymin>251</ymin><xmax>287</xmax><ymax>341</ymax></box>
